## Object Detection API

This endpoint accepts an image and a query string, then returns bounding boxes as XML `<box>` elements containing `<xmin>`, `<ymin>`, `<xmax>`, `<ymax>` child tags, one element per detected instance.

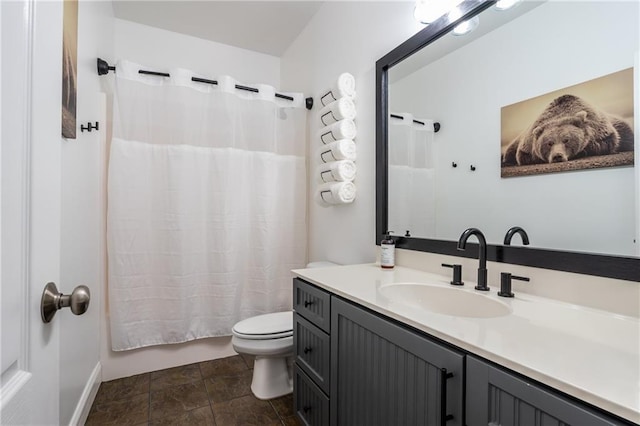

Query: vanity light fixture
<box><xmin>495</xmin><ymin>0</ymin><xmax>521</xmax><ymax>11</ymax></box>
<box><xmin>447</xmin><ymin>5</ymin><xmax>480</xmax><ymax>36</ymax></box>
<box><xmin>414</xmin><ymin>0</ymin><xmax>465</xmax><ymax>24</ymax></box>
<box><xmin>452</xmin><ymin>16</ymin><xmax>480</xmax><ymax>36</ymax></box>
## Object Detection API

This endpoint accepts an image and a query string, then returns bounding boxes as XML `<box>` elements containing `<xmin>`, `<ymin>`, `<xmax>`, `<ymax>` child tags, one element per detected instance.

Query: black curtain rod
<box><xmin>390</xmin><ymin>113</ymin><xmax>441</xmax><ymax>133</ymax></box>
<box><xmin>97</xmin><ymin>58</ymin><xmax>314</xmax><ymax>110</ymax></box>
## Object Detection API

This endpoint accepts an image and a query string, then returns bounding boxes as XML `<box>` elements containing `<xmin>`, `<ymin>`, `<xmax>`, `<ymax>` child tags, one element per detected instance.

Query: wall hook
<box><xmin>81</xmin><ymin>122</ymin><xmax>99</xmax><ymax>133</ymax></box>
<box><xmin>452</xmin><ymin>162</ymin><xmax>457</xmax><ymax>168</ymax></box>
<box><xmin>470</xmin><ymin>165</ymin><xmax>476</xmax><ymax>171</ymax></box>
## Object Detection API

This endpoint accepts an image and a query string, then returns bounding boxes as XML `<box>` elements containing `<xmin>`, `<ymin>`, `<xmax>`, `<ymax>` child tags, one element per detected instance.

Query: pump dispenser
<box><xmin>381</xmin><ymin>231</ymin><xmax>395</xmax><ymax>269</ymax></box>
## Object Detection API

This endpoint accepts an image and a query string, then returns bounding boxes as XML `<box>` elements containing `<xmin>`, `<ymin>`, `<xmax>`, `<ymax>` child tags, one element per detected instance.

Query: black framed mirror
<box><xmin>376</xmin><ymin>0</ymin><xmax>639</xmax><ymax>282</ymax></box>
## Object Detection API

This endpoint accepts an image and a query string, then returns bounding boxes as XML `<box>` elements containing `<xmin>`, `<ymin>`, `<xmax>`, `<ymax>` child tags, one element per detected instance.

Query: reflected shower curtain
<box><xmin>107</xmin><ymin>61</ymin><xmax>307</xmax><ymax>351</ymax></box>
<box><xmin>388</xmin><ymin>114</ymin><xmax>436</xmax><ymax>238</ymax></box>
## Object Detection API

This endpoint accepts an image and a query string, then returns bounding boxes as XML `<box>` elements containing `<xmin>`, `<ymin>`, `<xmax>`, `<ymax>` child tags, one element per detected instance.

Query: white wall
<box><xmin>113</xmin><ymin>18</ymin><xmax>281</xmax><ymax>86</ymax></box>
<box><xmin>395</xmin><ymin>248</ymin><xmax>640</xmax><ymax>318</ymax></box>
<box><xmin>100</xmin><ymin>17</ymin><xmax>284</xmax><ymax>381</ymax></box>
<box><xmin>281</xmin><ymin>1</ymin><xmax>425</xmax><ymax>265</ymax></box>
<box><xmin>59</xmin><ymin>1</ymin><xmax>114</xmax><ymax>424</ymax></box>
<box><xmin>283</xmin><ymin>1</ymin><xmax>638</xmax><ymax>318</ymax></box>
<box><xmin>389</xmin><ymin>2</ymin><xmax>639</xmax><ymax>256</ymax></box>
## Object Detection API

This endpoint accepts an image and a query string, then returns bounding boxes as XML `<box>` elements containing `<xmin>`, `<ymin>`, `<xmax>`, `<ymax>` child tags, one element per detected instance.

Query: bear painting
<box><xmin>500</xmin><ymin>69</ymin><xmax>635</xmax><ymax>177</ymax></box>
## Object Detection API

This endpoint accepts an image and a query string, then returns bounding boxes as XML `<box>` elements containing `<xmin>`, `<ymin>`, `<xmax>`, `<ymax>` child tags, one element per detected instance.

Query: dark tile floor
<box><xmin>86</xmin><ymin>354</ymin><xmax>302</xmax><ymax>426</ymax></box>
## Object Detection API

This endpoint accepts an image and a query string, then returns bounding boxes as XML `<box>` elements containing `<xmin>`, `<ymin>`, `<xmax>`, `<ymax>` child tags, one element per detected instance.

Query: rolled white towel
<box><xmin>315</xmin><ymin>181</ymin><xmax>357</xmax><ymax>207</ymax></box>
<box><xmin>318</xmin><ymin>139</ymin><xmax>357</xmax><ymax>162</ymax></box>
<box><xmin>319</xmin><ymin>73</ymin><xmax>356</xmax><ymax>107</ymax></box>
<box><xmin>318</xmin><ymin>119</ymin><xmax>357</xmax><ymax>144</ymax></box>
<box><xmin>319</xmin><ymin>97</ymin><xmax>356</xmax><ymax>126</ymax></box>
<box><xmin>317</xmin><ymin>160</ymin><xmax>357</xmax><ymax>183</ymax></box>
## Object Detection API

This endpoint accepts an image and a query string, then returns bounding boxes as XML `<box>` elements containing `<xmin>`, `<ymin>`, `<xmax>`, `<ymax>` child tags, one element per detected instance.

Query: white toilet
<box><xmin>231</xmin><ymin>261</ymin><xmax>337</xmax><ymax>400</ymax></box>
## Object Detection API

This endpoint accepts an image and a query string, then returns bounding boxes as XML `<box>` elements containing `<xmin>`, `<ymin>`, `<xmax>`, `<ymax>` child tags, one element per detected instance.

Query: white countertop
<box><xmin>292</xmin><ymin>263</ymin><xmax>640</xmax><ymax>423</ymax></box>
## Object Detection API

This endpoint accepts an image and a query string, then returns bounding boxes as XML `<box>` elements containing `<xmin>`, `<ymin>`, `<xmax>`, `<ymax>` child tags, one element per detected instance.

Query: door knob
<box><xmin>40</xmin><ymin>282</ymin><xmax>90</xmax><ymax>323</ymax></box>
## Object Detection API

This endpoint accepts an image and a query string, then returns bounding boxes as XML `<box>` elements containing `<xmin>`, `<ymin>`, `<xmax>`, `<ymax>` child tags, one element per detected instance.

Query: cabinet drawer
<box><xmin>294</xmin><ymin>365</ymin><xmax>330</xmax><ymax>426</ymax></box>
<box><xmin>293</xmin><ymin>278</ymin><xmax>330</xmax><ymax>333</ymax></box>
<box><xmin>295</xmin><ymin>313</ymin><xmax>330</xmax><ymax>394</ymax></box>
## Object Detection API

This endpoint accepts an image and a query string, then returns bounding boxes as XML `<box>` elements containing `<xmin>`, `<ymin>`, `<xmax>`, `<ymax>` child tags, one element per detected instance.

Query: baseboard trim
<box><xmin>69</xmin><ymin>362</ymin><xmax>101</xmax><ymax>426</ymax></box>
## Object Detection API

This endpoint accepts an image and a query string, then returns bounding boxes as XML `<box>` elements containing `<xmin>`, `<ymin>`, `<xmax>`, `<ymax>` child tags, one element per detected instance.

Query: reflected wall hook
<box><xmin>470</xmin><ymin>165</ymin><xmax>476</xmax><ymax>171</ymax></box>
<box><xmin>452</xmin><ymin>162</ymin><xmax>457</xmax><ymax>168</ymax></box>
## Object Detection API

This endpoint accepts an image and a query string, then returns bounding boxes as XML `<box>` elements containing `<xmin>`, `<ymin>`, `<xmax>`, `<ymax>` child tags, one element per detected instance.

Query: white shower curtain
<box><xmin>107</xmin><ymin>61</ymin><xmax>307</xmax><ymax>351</ymax></box>
<box><xmin>388</xmin><ymin>114</ymin><xmax>436</xmax><ymax>238</ymax></box>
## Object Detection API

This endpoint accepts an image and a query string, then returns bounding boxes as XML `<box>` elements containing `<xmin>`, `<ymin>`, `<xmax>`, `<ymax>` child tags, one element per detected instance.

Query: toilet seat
<box><xmin>232</xmin><ymin>311</ymin><xmax>293</xmax><ymax>340</ymax></box>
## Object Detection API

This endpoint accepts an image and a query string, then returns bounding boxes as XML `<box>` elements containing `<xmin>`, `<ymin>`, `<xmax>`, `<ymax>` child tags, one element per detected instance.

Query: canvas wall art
<box><xmin>501</xmin><ymin>68</ymin><xmax>634</xmax><ymax>178</ymax></box>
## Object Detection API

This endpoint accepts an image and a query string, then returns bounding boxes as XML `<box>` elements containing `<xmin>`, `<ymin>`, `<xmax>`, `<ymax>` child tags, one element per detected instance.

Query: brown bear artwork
<box><xmin>502</xmin><ymin>94</ymin><xmax>634</xmax><ymax>170</ymax></box>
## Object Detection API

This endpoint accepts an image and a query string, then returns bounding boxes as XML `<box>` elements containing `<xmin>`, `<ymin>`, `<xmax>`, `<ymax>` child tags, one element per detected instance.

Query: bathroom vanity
<box><xmin>291</xmin><ymin>264</ymin><xmax>639</xmax><ymax>426</ymax></box>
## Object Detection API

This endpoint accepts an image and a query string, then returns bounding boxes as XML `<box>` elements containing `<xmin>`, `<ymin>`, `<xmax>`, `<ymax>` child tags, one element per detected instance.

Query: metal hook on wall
<box><xmin>80</xmin><ymin>122</ymin><xmax>99</xmax><ymax>133</ymax></box>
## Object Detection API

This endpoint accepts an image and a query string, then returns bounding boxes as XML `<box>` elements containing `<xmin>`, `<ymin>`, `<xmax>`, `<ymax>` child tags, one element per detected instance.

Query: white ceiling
<box><xmin>112</xmin><ymin>1</ymin><xmax>324</xmax><ymax>57</ymax></box>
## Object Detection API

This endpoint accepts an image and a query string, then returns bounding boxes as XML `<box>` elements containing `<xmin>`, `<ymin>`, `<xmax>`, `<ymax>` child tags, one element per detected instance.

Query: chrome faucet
<box><xmin>457</xmin><ymin>228</ymin><xmax>489</xmax><ymax>291</ymax></box>
<box><xmin>504</xmin><ymin>226</ymin><xmax>530</xmax><ymax>246</ymax></box>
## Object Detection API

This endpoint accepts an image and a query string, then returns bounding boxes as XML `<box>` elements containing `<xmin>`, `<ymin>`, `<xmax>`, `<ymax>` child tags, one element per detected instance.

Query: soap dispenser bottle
<box><xmin>381</xmin><ymin>231</ymin><xmax>395</xmax><ymax>269</ymax></box>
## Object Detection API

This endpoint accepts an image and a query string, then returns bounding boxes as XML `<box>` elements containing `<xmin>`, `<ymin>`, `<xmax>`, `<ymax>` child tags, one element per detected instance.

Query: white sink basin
<box><xmin>379</xmin><ymin>282</ymin><xmax>512</xmax><ymax>318</ymax></box>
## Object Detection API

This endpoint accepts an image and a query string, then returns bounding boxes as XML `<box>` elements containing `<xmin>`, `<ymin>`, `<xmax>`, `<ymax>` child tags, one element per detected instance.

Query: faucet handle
<box><xmin>441</xmin><ymin>263</ymin><xmax>464</xmax><ymax>286</ymax></box>
<box><xmin>498</xmin><ymin>272</ymin><xmax>530</xmax><ymax>297</ymax></box>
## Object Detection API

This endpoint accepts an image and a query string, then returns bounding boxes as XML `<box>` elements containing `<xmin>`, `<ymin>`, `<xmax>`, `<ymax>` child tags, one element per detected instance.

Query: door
<box><xmin>466</xmin><ymin>356</ymin><xmax>626</xmax><ymax>426</ymax></box>
<box><xmin>1</xmin><ymin>0</ymin><xmax>63</xmax><ymax>424</ymax></box>
<box><xmin>330</xmin><ymin>297</ymin><xmax>465</xmax><ymax>426</ymax></box>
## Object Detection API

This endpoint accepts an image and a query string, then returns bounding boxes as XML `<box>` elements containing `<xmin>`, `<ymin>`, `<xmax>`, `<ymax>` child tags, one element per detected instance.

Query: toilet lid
<box><xmin>232</xmin><ymin>311</ymin><xmax>293</xmax><ymax>340</ymax></box>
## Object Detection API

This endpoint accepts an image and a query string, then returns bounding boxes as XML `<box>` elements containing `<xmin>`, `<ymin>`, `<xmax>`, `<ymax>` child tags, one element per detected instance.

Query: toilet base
<box><xmin>250</xmin><ymin>356</ymin><xmax>293</xmax><ymax>400</ymax></box>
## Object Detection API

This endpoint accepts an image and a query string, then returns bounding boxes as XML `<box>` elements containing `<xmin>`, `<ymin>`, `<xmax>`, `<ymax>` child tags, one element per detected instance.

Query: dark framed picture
<box><xmin>62</xmin><ymin>0</ymin><xmax>78</xmax><ymax>139</ymax></box>
<box><xmin>501</xmin><ymin>68</ymin><xmax>634</xmax><ymax>177</ymax></box>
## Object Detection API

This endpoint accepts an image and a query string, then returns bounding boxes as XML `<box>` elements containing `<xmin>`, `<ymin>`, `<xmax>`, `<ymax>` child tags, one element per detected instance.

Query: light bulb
<box><xmin>495</xmin><ymin>0</ymin><xmax>521</xmax><ymax>11</ymax></box>
<box><xmin>414</xmin><ymin>0</ymin><xmax>465</xmax><ymax>24</ymax></box>
<box><xmin>452</xmin><ymin>16</ymin><xmax>479</xmax><ymax>36</ymax></box>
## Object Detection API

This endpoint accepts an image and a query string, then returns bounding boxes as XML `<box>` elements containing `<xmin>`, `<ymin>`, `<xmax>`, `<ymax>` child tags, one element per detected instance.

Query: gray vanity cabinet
<box><xmin>466</xmin><ymin>356</ymin><xmax>628</xmax><ymax>426</ymax></box>
<box><xmin>293</xmin><ymin>278</ymin><xmax>631</xmax><ymax>425</ymax></box>
<box><xmin>293</xmin><ymin>278</ymin><xmax>332</xmax><ymax>426</ymax></box>
<box><xmin>330</xmin><ymin>297</ymin><xmax>465</xmax><ymax>426</ymax></box>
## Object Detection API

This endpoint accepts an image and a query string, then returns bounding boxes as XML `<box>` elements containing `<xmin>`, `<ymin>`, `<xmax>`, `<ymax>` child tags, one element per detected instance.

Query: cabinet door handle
<box><xmin>440</xmin><ymin>368</ymin><xmax>454</xmax><ymax>425</ymax></box>
<box><xmin>303</xmin><ymin>347</ymin><xmax>312</xmax><ymax>354</ymax></box>
<box><xmin>304</xmin><ymin>300</ymin><xmax>314</xmax><ymax>307</ymax></box>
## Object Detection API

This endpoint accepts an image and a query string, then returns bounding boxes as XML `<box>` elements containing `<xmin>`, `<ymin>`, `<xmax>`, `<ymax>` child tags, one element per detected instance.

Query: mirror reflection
<box><xmin>387</xmin><ymin>1</ymin><xmax>638</xmax><ymax>257</ymax></box>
